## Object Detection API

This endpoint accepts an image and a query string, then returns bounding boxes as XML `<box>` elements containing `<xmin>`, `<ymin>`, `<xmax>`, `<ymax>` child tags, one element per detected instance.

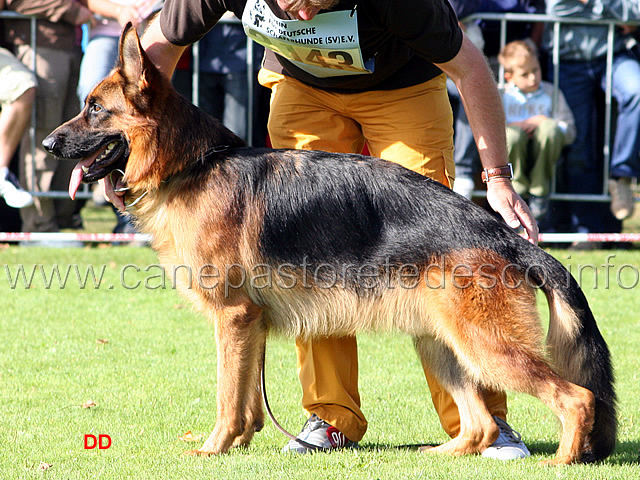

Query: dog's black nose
<box><xmin>42</xmin><ymin>135</ymin><xmax>57</xmax><ymax>153</ymax></box>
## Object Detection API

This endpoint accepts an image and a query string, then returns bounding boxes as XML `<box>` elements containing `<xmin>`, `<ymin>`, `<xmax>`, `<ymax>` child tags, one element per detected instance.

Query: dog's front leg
<box><xmin>230</xmin><ymin>339</ymin><xmax>265</xmax><ymax>449</ymax></box>
<box><xmin>187</xmin><ymin>300</ymin><xmax>265</xmax><ymax>456</ymax></box>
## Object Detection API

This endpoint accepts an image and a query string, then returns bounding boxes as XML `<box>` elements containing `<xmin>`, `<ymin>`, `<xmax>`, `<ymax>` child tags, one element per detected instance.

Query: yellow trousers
<box><xmin>259</xmin><ymin>69</ymin><xmax>508</xmax><ymax>442</ymax></box>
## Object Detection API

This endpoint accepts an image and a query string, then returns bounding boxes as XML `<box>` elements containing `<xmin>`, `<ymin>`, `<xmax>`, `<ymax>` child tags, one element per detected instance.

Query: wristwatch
<box><xmin>481</xmin><ymin>164</ymin><xmax>513</xmax><ymax>183</ymax></box>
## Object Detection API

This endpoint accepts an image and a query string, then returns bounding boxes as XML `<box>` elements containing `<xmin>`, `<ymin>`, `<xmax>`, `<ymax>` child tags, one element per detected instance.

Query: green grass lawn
<box><xmin>2</xmin><ymin>210</ymin><xmax>640</xmax><ymax>478</ymax></box>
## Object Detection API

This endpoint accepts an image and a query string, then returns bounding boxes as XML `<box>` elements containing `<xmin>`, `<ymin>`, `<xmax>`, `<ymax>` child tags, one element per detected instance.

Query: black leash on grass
<box><xmin>260</xmin><ymin>348</ymin><xmax>327</xmax><ymax>452</ymax></box>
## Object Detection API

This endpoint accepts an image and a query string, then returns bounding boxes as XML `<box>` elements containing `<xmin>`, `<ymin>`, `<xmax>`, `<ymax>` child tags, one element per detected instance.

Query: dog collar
<box><xmin>109</xmin><ymin>168</ymin><xmax>148</xmax><ymax>209</ymax></box>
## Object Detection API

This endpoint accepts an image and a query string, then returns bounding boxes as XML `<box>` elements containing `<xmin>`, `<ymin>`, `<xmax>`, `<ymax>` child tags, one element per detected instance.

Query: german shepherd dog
<box><xmin>44</xmin><ymin>24</ymin><xmax>616</xmax><ymax>465</ymax></box>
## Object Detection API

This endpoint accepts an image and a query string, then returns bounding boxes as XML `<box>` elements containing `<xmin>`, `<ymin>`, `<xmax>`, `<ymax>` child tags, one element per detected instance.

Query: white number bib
<box><xmin>242</xmin><ymin>0</ymin><xmax>373</xmax><ymax>78</ymax></box>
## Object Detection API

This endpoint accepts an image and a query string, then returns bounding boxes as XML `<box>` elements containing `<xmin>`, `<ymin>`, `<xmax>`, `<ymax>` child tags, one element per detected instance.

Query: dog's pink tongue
<box><xmin>68</xmin><ymin>158</ymin><xmax>96</xmax><ymax>200</ymax></box>
<box><xmin>68</xmin><ymin>165</ymin><xmax>84</xmax><ymax>200</ymax></box>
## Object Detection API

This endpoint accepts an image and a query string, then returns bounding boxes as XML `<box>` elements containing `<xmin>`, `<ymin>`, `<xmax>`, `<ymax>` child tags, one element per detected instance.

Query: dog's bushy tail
<box><xmin>529</xmin><ymin>250</ymin><xmax>617</xmax><ymax>462</ymax></box>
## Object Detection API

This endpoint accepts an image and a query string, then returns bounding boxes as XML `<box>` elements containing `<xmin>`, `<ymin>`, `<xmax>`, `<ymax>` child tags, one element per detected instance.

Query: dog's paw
<box><xmin>183</xmin><ymin>449</ymin><xmax>215</xmax><ymax>457</ymax></box>
<box><xmin>539</xmin><ymin>456</ymin><xmax>576</xmax><ymax>466</ymax></box>
<box><xmin>418</xmin><ymin>445</ymin><xmax>437</xmax><ymax>453</ymax></box>
<box><xmin>231</xmin><ymin>437</ymin><xmax>252</xmax><ymax>449</ymax></box>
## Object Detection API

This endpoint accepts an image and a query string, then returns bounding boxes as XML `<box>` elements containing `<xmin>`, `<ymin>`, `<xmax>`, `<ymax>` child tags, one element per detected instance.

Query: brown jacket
<box><xmin>2</xmin><ymin>0</ymin><xmax>91</xmax><ymax>50</ymax></box>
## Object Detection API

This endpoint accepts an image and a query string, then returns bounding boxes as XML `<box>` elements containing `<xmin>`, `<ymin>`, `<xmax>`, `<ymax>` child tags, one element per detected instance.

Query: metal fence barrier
<box><xmin>466</xmin><ymin>12</ymin><xmax>640</xmax><ymax>203</ymax></box>
<box><xmin>1</xmin><ymin>11</ymin><xmax>638</xmax><ymax>205</ymax></box>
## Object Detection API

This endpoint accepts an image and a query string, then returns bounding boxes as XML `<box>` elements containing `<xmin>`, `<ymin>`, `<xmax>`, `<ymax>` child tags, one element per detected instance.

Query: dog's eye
<box><xmin>89</xmin><ymin>103</ymin><xmax>105</xmax><ymax>115</ymax></box>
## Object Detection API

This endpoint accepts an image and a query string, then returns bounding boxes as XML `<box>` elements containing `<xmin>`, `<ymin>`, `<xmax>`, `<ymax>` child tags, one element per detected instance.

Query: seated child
<box><xmin>498</xmin><ymin>40</ymin><xmax>576</xmax><ymax>221</ymax></box>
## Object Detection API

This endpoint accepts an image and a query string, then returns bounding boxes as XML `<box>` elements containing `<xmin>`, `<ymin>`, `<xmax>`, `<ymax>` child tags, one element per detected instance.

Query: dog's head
<box><xmin>43</xmin><ymin>22</ymin><xmax>168</xmax><ymax>200</ymax></box>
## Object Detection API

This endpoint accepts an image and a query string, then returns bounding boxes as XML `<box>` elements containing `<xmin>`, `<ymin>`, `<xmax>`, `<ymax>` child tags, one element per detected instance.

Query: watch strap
<box><xmin>481</xmin><ymin>164</ymin><xmax>513</xmax><ymax>183</ymax></box>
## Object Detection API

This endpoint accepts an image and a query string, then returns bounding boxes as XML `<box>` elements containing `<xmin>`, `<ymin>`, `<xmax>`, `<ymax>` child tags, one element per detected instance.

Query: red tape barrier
<box><xmin>0</xmin><ymin>232</ymin><xmax>151</xmax><ymax>244</ymax></box>
<box><xmin>1</xmin><ymin>232</ymin><xmax>640</xmax><ymax>244</ymax></box>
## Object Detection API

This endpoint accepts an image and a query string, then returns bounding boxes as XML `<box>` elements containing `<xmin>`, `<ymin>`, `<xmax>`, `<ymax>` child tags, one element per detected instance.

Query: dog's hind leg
<box><xmin>414</xmin><ymin>336</ymin><xmax>499</xmax><ymax>456</ymax></box>
<box><xmin>471</xmin><ymin>348</ymin><xmax>594</xmax><ymax>464</ymax></box>
<box><xmin>433</xmin><ymin>312</ymin><xmax>595</xmax><ymax>464</ymax></box>
<box><xmin>187</xmin><ymin>299</ymin><xmax>266</xmax><ymax>456</ymax></box>
<box><xmin>513</xmin><ymin>365</ymin><xmax>595</xmax><ymax>465</ymax></box>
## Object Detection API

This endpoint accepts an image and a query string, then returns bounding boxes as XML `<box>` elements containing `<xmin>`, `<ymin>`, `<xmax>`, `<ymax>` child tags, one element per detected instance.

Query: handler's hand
<box><xmin>486</xmin><ymin>178</ymin><xmax>539</xmax><ymax>244</ymax></box>
<box><xmin>100</xmin><ymin>172</ymin><xmax>127</xmax><ymax>212</ymax></box>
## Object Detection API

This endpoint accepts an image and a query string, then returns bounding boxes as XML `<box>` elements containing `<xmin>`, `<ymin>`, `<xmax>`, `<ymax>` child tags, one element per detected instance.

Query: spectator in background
<box><xmin>544</xmin><ymin>0</ymin><xmax>640</xmax><ymax>233</ymax></box>
<box><xmin>498</xmin><ymin>40</ymin><xmax>575</xmax><ymax>222</ymax></box>
<box><xmin>0</xmin><ymin>45</ymin><xmax>36</xmax><ymax>209</ymax></box>
<box><xmin>77</xmin><ymin>0</ymin><xmax>158</xmax><ymax>236</ymax></box>
<box><xmin>172</xmin><ymin>12</ymin><xmax>269</xmax><ymax>147</ymax></box>
<box><xmin>447</xmin><ymin>0</ymin><xmax>541</xmax><ymax>200</ymax></box>
<box><xmin>78</xmin><ymin>0</ymin><xmax>158</xmax><ymax>106</ymax></box>
<box><xmin>2</xmin><ymin>0</ymin><xmax>93</xmax><ymax>236</ymax></box>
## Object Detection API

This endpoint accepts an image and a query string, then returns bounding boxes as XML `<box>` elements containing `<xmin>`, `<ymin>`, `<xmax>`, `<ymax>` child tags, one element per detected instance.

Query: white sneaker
<box><xmin>481</xmin><ymin>416</ymin><xmax>531</xmax><ymax>460</ymax></box>
<box><xmin>0</xmin><ymin>168</ymin><xmax>33</xmax><ymax>208</ymax></box>
<box><xmin>282</xmin><ymin>414</ymin><xmax>357</xmax><ymax>454</ymax></box>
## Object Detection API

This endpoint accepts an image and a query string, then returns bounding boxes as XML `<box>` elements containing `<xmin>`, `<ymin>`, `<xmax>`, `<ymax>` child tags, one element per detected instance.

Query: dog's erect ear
<box><xmin>118</xmin><ymin>22</ymin><xmax>157</xmax><ymax>99</ymax></box>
